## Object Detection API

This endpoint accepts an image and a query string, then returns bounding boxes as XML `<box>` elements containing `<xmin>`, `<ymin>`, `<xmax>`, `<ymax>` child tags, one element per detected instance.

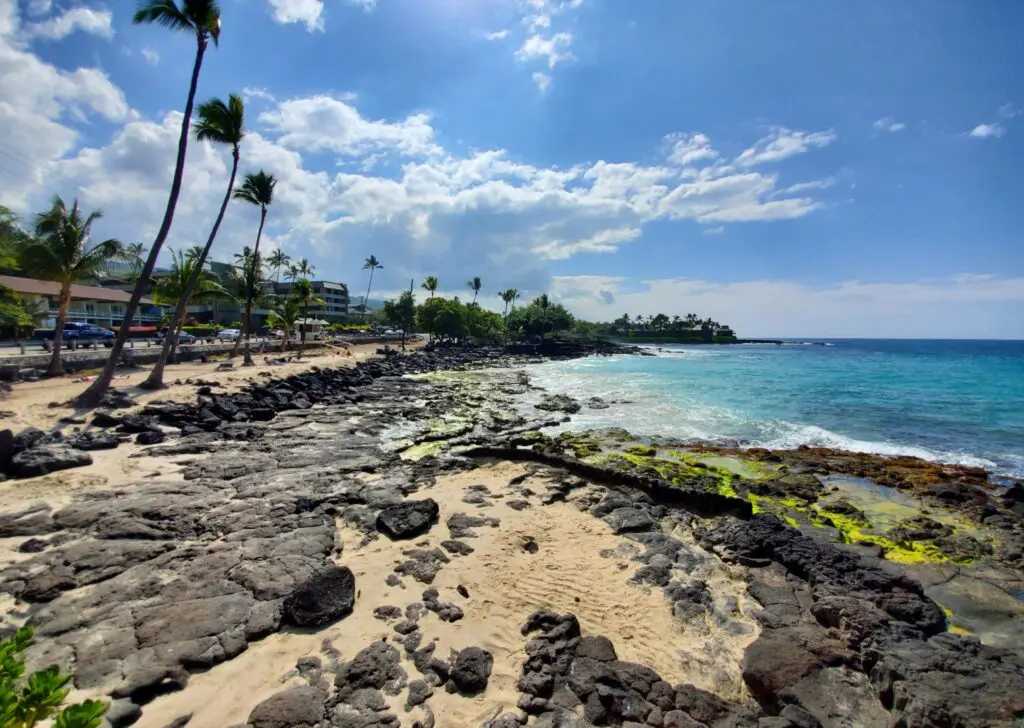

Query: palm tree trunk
<box><xmin>242</xmin><ymin>206</ymin><xmax>267</xmax><ymax>367</ymax></box>
<box><xmin>142</xmin><ymin>145</ymin><xmax>239</xmax><ymax>389</ymax></box>
<box><xmin>77</xmin><ymin>37</ymin><xmax>207</xmax><ymax>407</ymax></box>
<box><xmin>363</xmin><ymin>268</ymin><xmax>374</xmax><ymax>321</ymax></box>
<box><xmin>44</xmin><ymin>283</ymin><xmax>71</xmax><ymax>378</ymax></box>
<box><xmin>298</xmin><ymin>301</ymin><xmax>309</xmax><ymax>359</ymax></box>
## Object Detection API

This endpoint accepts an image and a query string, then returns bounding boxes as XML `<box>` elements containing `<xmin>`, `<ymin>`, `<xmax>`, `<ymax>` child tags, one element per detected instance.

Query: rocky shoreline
<box><xmin>0</xmin><ymin>344</ymin><xmax>1022</xmax><ymax>727</ymax></box>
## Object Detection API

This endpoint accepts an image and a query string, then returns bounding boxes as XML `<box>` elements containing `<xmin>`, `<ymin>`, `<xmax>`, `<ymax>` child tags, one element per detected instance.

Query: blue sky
<box><xmin>1</xmin><ymin>0</ymin><xmax>1022</xmax><ymax>337</ymax></box>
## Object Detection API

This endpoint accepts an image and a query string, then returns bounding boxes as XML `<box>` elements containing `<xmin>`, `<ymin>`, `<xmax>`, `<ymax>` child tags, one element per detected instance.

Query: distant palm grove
<box><xmin>0</xmin><ymin>0</ymin><xmax>737</xmax><ymax>402</ymax></box>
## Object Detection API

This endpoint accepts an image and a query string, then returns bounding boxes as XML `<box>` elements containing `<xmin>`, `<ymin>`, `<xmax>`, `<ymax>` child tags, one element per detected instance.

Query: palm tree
<box><xmin>124</xmin><ymin>242</ymin><xmax>147</xmax><ymax>278</ymax></box>
<box><xmin>78</xmin><ymin>0</ymin><xmax>221</xmax><ymax>406</ymax></box>
<box><xmin>468</xmin><ymin>276</ymin><xmax>482</xmax><ymax>305</ymax></box>
<box><xmin>290</xmin><ymin>278</ymin><xmax>325</xmax><ymax>359</ymax></box>
<box><xmin>234</xmin><ymin>170</ymin><xmax>277</xmax><ymax>366</ymax></box>
<box><xmin>286</xmin><ymin>257</ymin><xmax>314</xmax><ymax>281</ymax></box>
<box><xmin>499</xmin><ymin>288</ymin><xmax>517</xmax><ymax>319</ymax></box>
<box><xmin>20</xmin><ymin>197</ymin><xmax>122</xmax><ymax>377</ymax></box>
<box><xmin>141</xmin><ymin>94</ymin><xmax>245</xmax><ymax>390</ymax></box>
<box><xmin>361</xmin><ymin>255</ymin><xmax>382</xmax><ymax>319</ymax></box>
<box><xmin>267</xmin><ymin>248</ymin><xmax>290</xmax><ymax>285</ymax></box>
<box><xmin>267</xmin><ymin>296</ymin><xmax>302</xmax><ymax>349</ymax></box>
<box><xmin>225</xmin><ymin>249</ymin><xmax>268</xmax><ymax>358</ymax></box>
<box><xmin>421</xmin><ymin>276</ymin><xmax>438</xmax><ymax>298</ymax></box>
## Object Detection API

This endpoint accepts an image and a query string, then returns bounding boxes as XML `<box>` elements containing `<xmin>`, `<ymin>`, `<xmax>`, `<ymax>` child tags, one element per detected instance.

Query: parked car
<box><xmin>156</xmin><ymin>330</ymin><xmax>197</xmax><ymax>344</ymax></box>
<box><xmin>216</xmin><ymin>328</ymin><xmax>241</xmax><ymax>341</ymax></box>
<box><xmin>32</xmin><ymin>322</ymin><xmax>115</xmax><ymax>347</ymax></box>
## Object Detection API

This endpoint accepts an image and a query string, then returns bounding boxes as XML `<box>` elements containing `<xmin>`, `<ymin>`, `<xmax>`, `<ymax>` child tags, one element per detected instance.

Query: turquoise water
<box><xmin>524</xmin><ymin>339</ymin><xmax>1024</xmax><ymax>479</ymax></box>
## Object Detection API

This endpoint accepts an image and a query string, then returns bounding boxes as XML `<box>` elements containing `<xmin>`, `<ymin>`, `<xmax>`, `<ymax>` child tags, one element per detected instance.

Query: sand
<box><xmin>0</xmin><ymin>341</ymin><xmax>419</xmax><ymax>434</ymax></box>
<box><xmin>135</xmin><ymin>461</ymin><xmax>758</xmax><ymax>728</ymax></box>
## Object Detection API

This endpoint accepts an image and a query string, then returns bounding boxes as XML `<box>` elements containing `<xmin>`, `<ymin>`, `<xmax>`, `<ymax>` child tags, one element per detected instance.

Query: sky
<box><xmin>0</xmin><ymin>0</ymin><xmax>1022</xmax><ymax>338</ymax></box>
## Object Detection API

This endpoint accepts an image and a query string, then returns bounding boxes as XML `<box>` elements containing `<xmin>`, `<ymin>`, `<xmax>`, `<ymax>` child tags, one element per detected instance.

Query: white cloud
<box><xmin>998</xmin><ymin>102</ymin><xmax>1020</xmax><ymax>119</ymax></box>
<box><xmin>23</xmin><ymin>5</ymin><xmax>113</xmax><ymax>40</ymax></box>
<box><xmin>551</xmin><ymin>275</ymin><xmax>1024</xmax><ymax>338</ymax></box>
<box><xmin>735</xmin><ymin>127</ymin><xmax>837</xmax><ymax>166</ymax></box>
<box><xmin>243</xmin><ymin>86</ymin><xmax>277</xmax><ymax>104</ymax></box>
<box><xmin>485</xmin><ymin>29</ymin><xmax>508</xmax><ymax>40</ymax></box>
<box><xmin>515</xmin><ymin>31</ymin><xmax>573</xmax><ymax>69</ymax></box>
<box><xmin>140</xmin><ymin>46</ymin><xmax>159</xmax><ymax>65</ymax></box>
<box><xmin>702</xmin><ymin>226</ymin><xmax>724</xmax><ymax>235</ymax></box>
<box><xmin>969</xmin><ymin>123</ymin><xmax>1004</xmax><ymax>139</ymax></box>
<box><xmin>259</xmin><ymin>95</ymin><xmax>440</xmax><ymax>157</ymax></box>
<box><xmin>26</xmin><ymin>0</ymin><xmax>51</xmax><ymax>16</ymax></box>
<box><xmin>873</xmin><ymin>117</ymin><xmax>905</xmax><ymax>133</ymax></box>
<box><xmin>265</xmin><ymin>0</ymin><xmax>324</xmax><ymax>30</ymax></box>
<box><xmin>532</xmin><ymin>71</ymin><xmax>551</xmax><ymax>92</ymax></box>
<box><xmin>781</xmin><ymin>177</ymin><xmax>835</xmax><ymax>194</ymax></box>
<box><xmin>665</xmin><ymin>132</ymin><xmax>718</xmax><ymax>167</ymax></box>
<box><xmin>348</xmin><ymin>0</ymin><xmax>376</xmax><ymax>10</ymax></box>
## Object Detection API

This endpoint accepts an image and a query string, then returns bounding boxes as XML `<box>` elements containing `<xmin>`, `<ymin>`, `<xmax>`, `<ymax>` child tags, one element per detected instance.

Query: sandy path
<box><xmin>136</xmin><ymin>461</ymin><xmax>757</xmax><ymax>728</ymax></box>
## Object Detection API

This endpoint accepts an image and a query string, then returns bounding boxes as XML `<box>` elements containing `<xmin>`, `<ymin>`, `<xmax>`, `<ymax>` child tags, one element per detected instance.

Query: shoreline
<box><xmin>0</xmin><ymin>344</ymin><xmax>1021</xmax><ymax>727</ymax></box>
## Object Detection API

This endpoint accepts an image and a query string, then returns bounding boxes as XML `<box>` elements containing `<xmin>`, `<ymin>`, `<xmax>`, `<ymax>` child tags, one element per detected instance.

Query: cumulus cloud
<box><xmin>491</xmin><ymin>0</ymin><xmax>584</xmax><ymax>90</ymax></box>
<box><xmin>735</xmin><ymin>127</ymin><xmax>837</xmax><ymax>166</ymax></box>
<box><xmin>265</xmin><ymin>0</ymin><xmax>325</xmax><ymax>30</ymax></box>
<box><xmin>550</xmin><ymin>275</ymin><xmax>1024</xmax><ymax>339</ymax></box>
<box><xmin>969</xmin><ymin>123</ymin><xmax>1004</xmax><ymax>139</ymax></box>
<box><xmin>872</xmin><ymin>117</ymin><xmax>906</xmax><ymax>133</ymax></box>
<box><xmin>515</xmin><ymin>31</ymin><xmax>573</xmax><ymax>69</ymax></box>
<box><xmin>665</xmin><ymin>132</ymin><xmax>718</xmax><ymax>167</ymax></box>
<box><xmin>485</xmin><ymin>29</ymin><xmax>508</xmax><ymax>40</ymax></box>
<box><xmin>22</xmin><ymin>5</ymin><xmax>113</xmax><ymax>40</ymax></box>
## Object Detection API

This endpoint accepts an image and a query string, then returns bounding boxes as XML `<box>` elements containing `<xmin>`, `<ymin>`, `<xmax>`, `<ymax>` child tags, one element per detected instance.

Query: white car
<box><xmin>216</xmin><ymin>328</ymin><xmax>241</xmax><ymax>341</ymax></box>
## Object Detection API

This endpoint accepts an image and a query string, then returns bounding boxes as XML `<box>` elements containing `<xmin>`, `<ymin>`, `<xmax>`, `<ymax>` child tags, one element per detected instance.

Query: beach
<box><xmin>0</xmin><ymin>344</ymin><xmax>1021</xmax><ymax>728</ymax></box>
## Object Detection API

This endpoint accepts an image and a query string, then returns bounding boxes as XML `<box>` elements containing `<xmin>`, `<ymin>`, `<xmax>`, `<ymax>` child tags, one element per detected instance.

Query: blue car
<box><xmin>33</xmin><ymin>322</ymin><xmax>115</xmax><ymax>347</ymax></box>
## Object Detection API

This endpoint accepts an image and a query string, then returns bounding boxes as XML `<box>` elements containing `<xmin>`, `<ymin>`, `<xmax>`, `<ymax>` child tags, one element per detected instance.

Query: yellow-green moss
<box><xmin>813</xmin><ymin>507</ymin><xmax>948</xmax><ymax>565</ymax></box>
<box><xmin>625</xmin><ymin>444</ymin><xmax>657</xmax><ymax>457</ymax></box>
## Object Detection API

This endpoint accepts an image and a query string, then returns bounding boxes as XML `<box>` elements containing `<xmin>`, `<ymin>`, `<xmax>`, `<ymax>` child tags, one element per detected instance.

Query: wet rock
<box><xmin>534</xmin><ymin>394</ymin><xmax>582</xmax><ymax>414</ymax></box>
<box><xmin>586</xmin><ymin>397</ymin><xmax>610</xmax><ymax>410</ymax></box>
<box><xmin>283</xmin><ymin>566</ymin><xmax>356</xmax><ymax>627</ymax></box>
<box><xmin>741</xmin><ymin>626</ymin><xmax>849</xmax><ymax>704</ymax></box>
<box><xmin>376</xmin><ymin>500</ymin><xmax>440</xmax><ymax>540</ymax></box>
<box><xmin>448</xmin><ymin>646</ymin><xmax>493</xmax><ymax>695</ymax></box>
<box><xmin>11</xmin><ymin>445</ymin><xmax>92</xmax><ymax>477</ymax></box>
<box><xmin>247</xmin><ymin>686</ymin><xmax>326</xmax><ymax>728</ymax></box>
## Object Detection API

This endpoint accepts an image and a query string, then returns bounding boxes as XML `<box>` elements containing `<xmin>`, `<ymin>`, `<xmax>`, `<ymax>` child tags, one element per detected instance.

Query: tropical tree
<box><xmin>224</xmin><ymin>249</ymin><xmax>269</xmax><ymax>358</ymax></box>
<box><xmin>141</xmin><ymin>94</ymin><xmax>245</xmax><ymax>390</ymax></box>
<box><xmin>361</xmin><ymin>255</ymin><xmax>382</xmax><ymax>319</ymax></box>
<box><xmin>267</xmin><ymin>248</ymin><xmax>290</xmax><ymax>284</ymax></box>
<box><xmin>421</xmin><ymin>276</ymin><xmax>438</xmax><ymax>298</ymax></box>
<box><xmin>499</xmin><ymin>288</ymin><xmax>518</xmax><ymax>319</ymax></box>
<box><xmin>506</xmin><ymin>295</ymin><xmax>574</xmax><ymax>340</ymax></box>
<box><xmin>467</xmin><ymin>276</ymin><xmax>482</xmax><ymax>305</ymax></box>
<box><xmin>289</xmin><ymin>278</ymin><xmax>324</xmax><ymax>359</ymax></box>
<box><xmin>286</xmin><ymin>257</ymin><xmax>313</xmax><ymax>281</ymax></box>
<box><xmin>20</xmin><ymin>197</ymin><xmax>122</xmax><ymax>377</ymax></box>
<box><xmin>383</xmin><ymin>290</ymin><xmax>416</xmax><ymax>347</ymax></box>
<box><xmin>124</xmin><ymin>242</ymin><xmax>147</xmax><ymax>278</ymax></box>
<box><xmin>267</xmin><ymin>296</ymin><xmax>302</xmax><ymax>348</ymax></box>
<box><xmin>78</xmin><ymin>0</ymin><xmax>222</xmax><ymax>406</ymax></box>
<box><xmin>234</xmin><ymin>170</ymin><xmax>277</xmax><ymax>366</ymax></box>
<box><xmin>150</xmin><ymin>248</ymin><xmax>228</xmax><ymax>308</ymax></box>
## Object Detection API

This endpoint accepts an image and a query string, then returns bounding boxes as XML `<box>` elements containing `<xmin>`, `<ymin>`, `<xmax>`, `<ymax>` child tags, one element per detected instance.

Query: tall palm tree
<box><xmin>267</xmin><ymin>296</ymin><xmax>302</xmax><ymax>349</ymax></box>
<box><xmin>286</xmin><ymin>257</ymin><xmax>314</xmax><ymax>281</ymax></box>
<box><xmin>290</xmin><ymin>278</ymin><xmax>325</xmax><ymax>359</ymax></box>
<box><xmin>234</xmin><ymin>170</ymin><xmax>277</xmax><ymax>366</ymax></box>
<box><xmin>20</xmin><ymin>197</ymin><xmax>122</xmax><ymax>377</ymax></box>
<box><xmin>124</xmin><ymin>242</ymin><xmax>147</xmax><ymax>278</ymax></box>
<box><xmin>361</xmin><ymin>255</ymin><xmax>382</xmax><ymax>319</ymax></box>
<box><xmin>421</xmin><ymin>276</ymin><xmax>438</xmax><ymax>299</ymax></box>
<box><xmin>225</xmin><ymin>249</ymin><xmax>268</xmax><ymax>358</ymax></box>
<box><xmin>499</xmin><ymin>288</ymin><xmax>518</xmax><ymax>319</ymax></box>
<box><xmin>141</xmin><ymin>94</ymin><xmax>245</xmax><ymax>390</ymax></box>
<box><xmin>78</xmin><ymin>0</ymin><xmax>221</xmax><ymax>406</ymax></box>
<box><xmin>468</xmin><ymin>276</ymin><xmax>482</xmax><ymax>305</ymax></box>
<box><xmin>267</xmin><ymin>248</ymin><xmax>290</xmax><ymax>284</ymax></box>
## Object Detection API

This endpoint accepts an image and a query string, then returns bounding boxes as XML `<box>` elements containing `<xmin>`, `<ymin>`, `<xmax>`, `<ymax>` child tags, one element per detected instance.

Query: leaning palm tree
<box><xmin>234</xmin><ymin>170</ymin><xmax>277</xmax><ymax>366</ymax></box>
<box><xmin>467</xmin><ymin>276</ymin><xmax>482</xmax><ymax>305</ymax></box>
<box><xmin>224</xmin><ymin>250</ymin><xmax>268</xmax><ymax>358</ymax></box>
<box><xmin>141</xmin><ymin>94</ymin><xmax>245</xmax><ymax>390</ymax></box>
<box><xmin>20</xmin><ymin>197</ymin><xmax>122</xmax><ymax>377</ymax></box>
<box><xmin>78</xmin><ymin>0</ymin><xmax>221</xmax><ymax>406</ymax></box>
<box><xmin>361</xmin><ymin>255</ymin><xmax>382</xmax><ymax>319</ymax></box>
<box><xmin>289</xmin><ymin>278</ymin><xmax>325</xmax><ymax>360</ymax></box>
<box><xmin>267</xmin><ymin>248</ymin><xmax>290</xmax><ymax>285</ymax></box>
<box><xmin>421</xmin><ymin>276</ymin><xmax>438</xmax><ymax>299</ymax></box>
<box><xmin>267</xmin><ymin>296</ymin><xmax>302</xmax><ymax>349</ymax></box>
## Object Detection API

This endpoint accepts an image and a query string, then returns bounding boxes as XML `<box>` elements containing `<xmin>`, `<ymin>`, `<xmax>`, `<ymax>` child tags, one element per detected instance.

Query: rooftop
<box><xmin>0</xmin><ymin>275</ymin><xmax>155</xmax><ymax>305</ymax></box>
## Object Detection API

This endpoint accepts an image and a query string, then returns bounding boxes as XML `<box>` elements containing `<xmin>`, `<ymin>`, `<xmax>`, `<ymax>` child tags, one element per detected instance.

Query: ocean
<box><xmin>522</xmin><ymin>339</ymin><xmax>1024</xmax><ymax>480</ymax></box>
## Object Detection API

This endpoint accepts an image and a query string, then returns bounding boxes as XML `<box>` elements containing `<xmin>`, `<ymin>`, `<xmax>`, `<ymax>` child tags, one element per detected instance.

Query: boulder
<box><xmin>283</xmin><ymin>566</ymin><xmax>356</xmax><ymax>627</ymax></box>
<box><xmin>376</xmin><ymin>499</ymin><xmax>439</xmax><ymax>540</ymax></box>
<box><xmin>534</xmin><ymin>394</ymin><xmax>582</xmax><ymax>414</ymax></box>
<box><xmin>449</xmin><ymin>646</ymin><xmax>493</xmax><ymax>695</ymax></box>
<box><xmin>10</xmin><ymin>445</ymin><xmax>92</xmax><ymax>477</ymax></box>
<box><xmin>247</xmin><ymin>686</ymin><xmax>326</xmax><ymax>728</ymax></box>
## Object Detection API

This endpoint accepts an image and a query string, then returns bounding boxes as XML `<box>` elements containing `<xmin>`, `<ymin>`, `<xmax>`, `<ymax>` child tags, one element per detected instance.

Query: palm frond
<box><xmin>233</xmin><ymin>170</ymin><xmax>277</xmax><ymax>207</ymax></box>
<box><xmin>193</xmin><ymin>93</ymin><xmax>245</xmax><ymax>145</ymax></box>
<box><xmin>132</xmin><ymin>0</ymin><xmax>193</xmax><ymax>32</ymax></box>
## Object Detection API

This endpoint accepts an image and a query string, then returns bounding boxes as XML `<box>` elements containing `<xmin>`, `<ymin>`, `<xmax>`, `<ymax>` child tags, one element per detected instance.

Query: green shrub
<box><xmin>0</xmin><ymin>627</ymin><xmax>108</xmax><ymax>728</ymax></box>
<box><xmin>181</xmin><ymin>325</ymin><xmax>219</xmax><ymax>337</ymax></box>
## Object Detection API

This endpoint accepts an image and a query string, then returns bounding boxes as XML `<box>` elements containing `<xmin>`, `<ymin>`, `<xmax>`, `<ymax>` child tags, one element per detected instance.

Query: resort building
<box><xmin>0</xmin><ymin>275</ymin><xmax>161</xmax><ymax>328</ymax></box>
